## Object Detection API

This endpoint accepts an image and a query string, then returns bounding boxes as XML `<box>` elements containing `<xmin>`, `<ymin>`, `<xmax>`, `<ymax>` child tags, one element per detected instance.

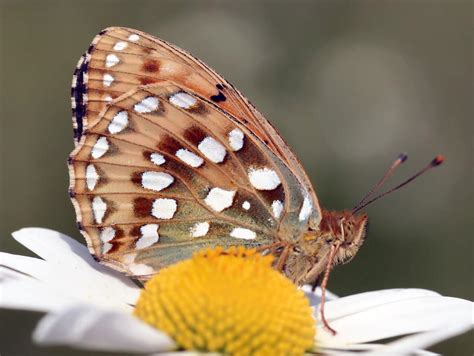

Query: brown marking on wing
<box><xmin>183</xmin><ymin>125</ymin><xmax>207</xmax><ymax>146</ymax></box>
<box><xmin>139</xmin><ymin>77</ymin><xmax>158</xmax><ymax>85</ymax></box>
<box><xmin>134</xmin><ymin>197</ymin><xmax>153</xmax><ymax>217</ymax></box>
<box><xmin>142</xmin><ymin>59</ymin><xmax>160</xmax><ymax>73</ymax></box>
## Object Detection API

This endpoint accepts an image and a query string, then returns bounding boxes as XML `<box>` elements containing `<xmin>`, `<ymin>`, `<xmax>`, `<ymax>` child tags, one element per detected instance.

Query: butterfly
<box><xmin>68</xmin><ymin>27</ymin><xmax>443</xmax><ymax>333</ymax></box>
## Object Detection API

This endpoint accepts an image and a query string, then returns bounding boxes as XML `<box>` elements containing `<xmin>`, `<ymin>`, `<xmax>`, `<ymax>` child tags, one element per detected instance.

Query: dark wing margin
<box><xmin>71</xmin><ymin>53</ymin><xmax>88</xmax><ymax>143</ymax></box>
<box><xmin>71</xmin><ymin>29</ymin><xmax>107</xmax><ymax>144</ymax></box>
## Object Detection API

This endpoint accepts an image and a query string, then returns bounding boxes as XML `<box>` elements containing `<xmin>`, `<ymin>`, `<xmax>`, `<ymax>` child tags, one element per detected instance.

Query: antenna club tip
<box><xmin>398</xmin><ymin>153</ymin><xmax>408</xmax><ymax>163</ymax></box>
<box><xmin>432</xmin><ymin>155</ymin><xmax>445</xmax><ymax>166</ymax></box>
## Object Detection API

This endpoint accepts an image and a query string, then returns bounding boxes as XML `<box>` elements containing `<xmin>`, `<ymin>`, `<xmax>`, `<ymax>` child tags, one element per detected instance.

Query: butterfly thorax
<box><xmin>282</xmin><ymin>209</ymin><xmax>368</xmax><ymax>285</ymax></box>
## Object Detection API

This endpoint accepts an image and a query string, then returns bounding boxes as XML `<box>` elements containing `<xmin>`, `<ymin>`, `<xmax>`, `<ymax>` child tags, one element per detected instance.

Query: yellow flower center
<box><xmin>134</xmin><ymin>246</ymin><xmax>315</xmax><ymax>355</ymax></box>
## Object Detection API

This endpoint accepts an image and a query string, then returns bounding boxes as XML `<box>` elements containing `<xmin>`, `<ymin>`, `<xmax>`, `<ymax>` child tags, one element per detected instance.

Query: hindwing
<box><xmin>70</xmin><ymin>27</ymin><xmax>322</xmax><ymax>277</ymax></box>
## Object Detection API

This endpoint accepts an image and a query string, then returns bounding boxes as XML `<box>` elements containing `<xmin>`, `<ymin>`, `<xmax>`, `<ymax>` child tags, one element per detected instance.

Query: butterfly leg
<box><xmin>275</xmin><ymin>244</ymin><xmax>291</xmax><ymax>272</ymax></box>
<box><xmin>255</xmin><ymin>241</ymin><xmax>286</xmax><ymax>254</ymax></box>
<box><xmin>319</xmin><ymin>241</ymin><xmax>341</xmax><ymax>336</ymax></box>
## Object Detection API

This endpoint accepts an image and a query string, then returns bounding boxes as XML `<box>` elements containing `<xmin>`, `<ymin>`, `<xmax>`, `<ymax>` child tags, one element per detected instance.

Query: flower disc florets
<box><xmin>134</xmin><ymin>246</ymin><xmax>315</xmax><ymax>355</ymax></box>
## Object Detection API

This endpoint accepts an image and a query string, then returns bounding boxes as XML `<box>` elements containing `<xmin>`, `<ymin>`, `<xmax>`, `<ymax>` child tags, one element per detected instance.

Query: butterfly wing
<box><xmin>71</xmin><ymin>27</ymin><xmax>321</xmax><ymax>221</ymax></box>
<box><xmin>69</xmin><ymin>83</ymin><xmax>317</xmax><ymax>277</ymax></box>
<box><xmin>70</xmin><ymin>28</ymin><xmax>323</xmax><ymax>277</ymax></box>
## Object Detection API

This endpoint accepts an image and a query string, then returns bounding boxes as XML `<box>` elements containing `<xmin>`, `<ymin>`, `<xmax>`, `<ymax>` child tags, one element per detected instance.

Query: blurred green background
<box><xmin>1</xmin><ymin>0</ymin><xmax>472</xmax><ymax>355</ymax></box>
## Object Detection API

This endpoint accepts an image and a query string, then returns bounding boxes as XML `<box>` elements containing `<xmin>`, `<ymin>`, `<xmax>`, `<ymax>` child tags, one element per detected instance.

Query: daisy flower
<box><xmin>1</xmin><ymin>228</ymin><xmax>472</xmax><ymax>355</ymax></box>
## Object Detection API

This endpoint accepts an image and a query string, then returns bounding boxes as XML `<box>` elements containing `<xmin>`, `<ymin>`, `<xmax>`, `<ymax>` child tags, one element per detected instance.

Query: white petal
<box><xmin>318</xmin><ymin>342</ymin><xmax>385</xmax><ymax>353</ymax></box>
<box><xmin>317</xmin><ymin>290</ymin><xmax>472</xmax><ymax>346</ymax></box>
<box><xmin>12</xmin><ymin>228</ymin><xmax>93</xmax><ymax>264</ymax></box>
<box><xmin>8</xmin><ymin>228</ymin><xmax>140</xmax><ymax>308</ymax></box>
<box><xmin>366</xmin><ymin>322</ymin><xmax>473</xmax><ymax>354</ymax></box>
<box><xmin>301</xmin><ymin>285</ymin><xmax>339</xmax><ymax>307</ymax></box>
<box><xmin>320</xmin><ymin>289</ymin><xmax>439</xmax><ymax>321</ymax></box>
<box><xmin>33</xmin><ymin>304</ymin><xmax>176</xmax><ymax>353</ymax></box>
<box><xmin>1</xmin><ymin>252</ymin><xmax>51</xmax><ymax>277</ymax></box>
<box><xmin>0</xmin><ymin>267</ymin><xmax>73</xmax><ymax>312</ymax></box>
<box><xmin>315</xmin><ymin>342</ymin><xmax>439</xmax><ymax>355</ymax></box>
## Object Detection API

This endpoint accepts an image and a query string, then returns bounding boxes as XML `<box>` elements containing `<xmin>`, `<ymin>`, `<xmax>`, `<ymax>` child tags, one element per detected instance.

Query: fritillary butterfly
<box><xmin>68</xmin><ymin>27</ymin><xmax>443</xmax><ymax>333</ymax></box>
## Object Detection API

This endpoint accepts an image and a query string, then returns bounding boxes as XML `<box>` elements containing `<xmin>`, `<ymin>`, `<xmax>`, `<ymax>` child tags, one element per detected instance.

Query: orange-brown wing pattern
<box><xmin>71</xmin><ymin>27</ymin><xmax>321</xmax><ymax>225</ymax></box>
<box><xmin>69</xmin><ymin>83</ymin><xmax>317</xmax><ymax>277</ymax></box>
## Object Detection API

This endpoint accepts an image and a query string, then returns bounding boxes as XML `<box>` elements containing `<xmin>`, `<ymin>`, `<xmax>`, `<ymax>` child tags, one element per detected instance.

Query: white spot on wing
<box><xmin>134</xmin><ymin>97</ymin><xmax>160</xmax><ymax>113</ymax></box>
<box><xmin>113</xmin><ymin>41</ymin><xmax>127</xmax><ymax>51</ymax></box>
<box><xmin>86</xmin><ymin>164</ymin><xmax>99</xmax><ymax>191</ymax></box>
<box><xmin>169</xmin><ymin>92</ymin><xmax>197</xmax><ymax>109</ymax></box>
<box><xmin>204</xmin><ymin>188</ymin><xmax>236</xmax><ymax>212</ymax></box>
<box><xmin>152</xmin><ymin>198</ymin><xmax>177</xmax><ymax>219</ymax></box>
<box><xmin>122</xmin><ymin>254</ymin><xmax>136</xmax><ymax>265</ymax></box>
<box><xmin>272</xmin><ymin>200</ymin><xmax>284</xmax><ymax>219</ymax></box>
<box><xmin>105</xmin><ymin>96</ymin><xmax>113</xmax><ymax>103</ymax></box>
<box><xmin>230</xmin><ymin>228</ymin><xmax>256</xmax><ymax>240</ymax></box>
<box><xmin>228</xmin><ymin>128</ymin><xmax>244</xmax><ymax>151</ymax></box>
<box><xmin>105</xmin><ymin>54</ymin><xmax>119</xmax><ymax>67</ymax></box>
<box><xmin>130</xmin><ymin>264</ymin><xmax>154</xmax><ymax>276</ymax></box>
<box><xmin>136</xmin><ymin>224</ymin><xmax>159</xmax><ymax>249</ymax></box>
<box><xmin>91</xmin><ymin>137</ymin><xmax>109</xmax><ymax>159</ymax></box>
<box><xmin>103</xmin><ymin>74</ymin><xmax>114</xmax><ymax>87</ymax></box>
<box><xmin>108</xmin><ymin>111</ymin><xmax>128</xmax><ymax>134</ymax></box>
<box><xmin>141</xmin><ymin>171</ymin><xmax>174</xmax><ymax>192</ymax></box>
<box><xmin>150</xmin><ymin>153</ymin><xmax>166</xmax><ymax>166</ymax></box>
<box><xmin>299</xmin><ymin>195</ymin><xmax>313</xmax><ymax>221</ymax></box>
<box><xmin>198</xmin><ymin>137</ymin><xmax>226</xmax><ymax>163</ymax></box>
<box><xmin>92</xmin><ymin>196</ymin><xmax>107</xmax><ymax>224</ymax></box>
<box><xmin>248</xmin><ymin>167</ymin><xmax>281</xmax><ymax>190</ymax></box>
<box><xmin>242</xmin><ymin>201</ymin><xmax>251</xmax><ymax>210</ymax></box>
<box><xmin>100</xmin><ymin>227</ymin><xmax>115</xmax><ymax>254</ymax></box>
<box><xmin>176</xmin><ymin>148</ymin><xmax>204</xmax><ymax>167</ymax></box>
<box><xmin>190</xmin><ymin>222</ymin><xmax>210</xmax><ymax>237</ymax></box>
<box><xmin>128</xmin><ymin>34</ymin><xmax>140</xmax><ymax>42</ymax></box>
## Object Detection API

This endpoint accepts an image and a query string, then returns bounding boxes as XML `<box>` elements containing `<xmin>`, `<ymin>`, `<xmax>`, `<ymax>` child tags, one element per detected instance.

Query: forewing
<box><xmin>71</xmin><ymin>27</ymin><xmax>321</xmax><ymax>227</ymax></box>
<box><xmin>69</xmin><ymin>83</ymin><xmax>316</xmax><ymax>277</ymax></box>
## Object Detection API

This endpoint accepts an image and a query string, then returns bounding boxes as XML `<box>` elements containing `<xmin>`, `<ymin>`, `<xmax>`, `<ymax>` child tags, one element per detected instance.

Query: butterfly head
<box><xmin>318</xmin><ymin>209</ymin><xmax>369</xmax><ymax>260</ymax></box>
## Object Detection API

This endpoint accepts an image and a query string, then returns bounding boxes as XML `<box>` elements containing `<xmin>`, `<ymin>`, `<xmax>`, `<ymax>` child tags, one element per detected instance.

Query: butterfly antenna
<box><xmin>352</xmin><ymin>155</ymin><xmax>444</xmax><ymax>214</ymax></box>
<box><xmin>352</xmin><ymin>153</ymin><xmax>408</xmax><ymax>212</ymax></box>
